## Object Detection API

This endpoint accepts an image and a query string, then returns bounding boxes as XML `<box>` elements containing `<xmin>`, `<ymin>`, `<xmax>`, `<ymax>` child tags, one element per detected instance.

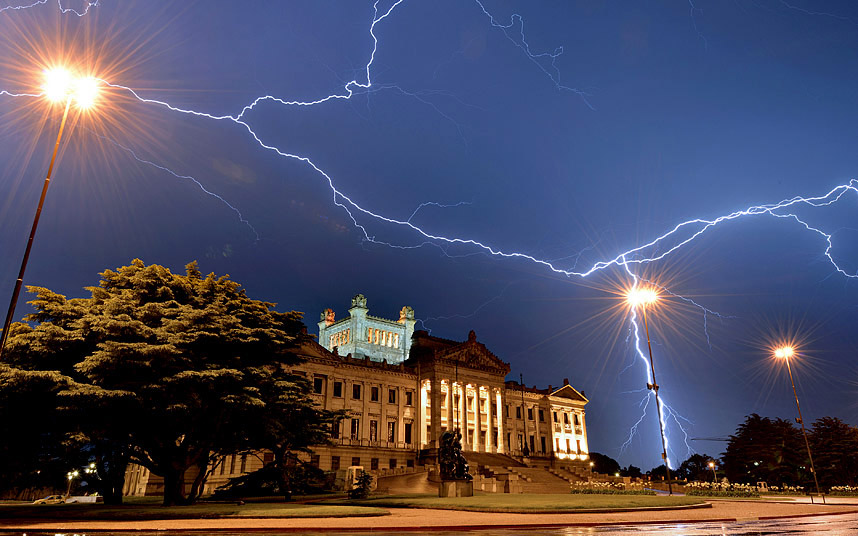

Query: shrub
<box><xmin>686</xmin><ymin>489</ymin><xmax>759</xmax><ymax>498</ymax></box>
<box><xmin>348</xmin><ymin>470</ymin><xmax>373</xmax><ymax>500</ymax></box>
<box><xmin>570</xmin><ymin>488</ymin><xmax>656</xmax><ymax>495</ymax></box>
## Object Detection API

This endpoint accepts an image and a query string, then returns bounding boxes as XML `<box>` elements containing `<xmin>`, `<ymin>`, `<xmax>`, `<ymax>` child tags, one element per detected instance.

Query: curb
<box><xmin>1</xmin><ymin>506</ymin><xmax>857</xmax><ymax>533</ymax></box>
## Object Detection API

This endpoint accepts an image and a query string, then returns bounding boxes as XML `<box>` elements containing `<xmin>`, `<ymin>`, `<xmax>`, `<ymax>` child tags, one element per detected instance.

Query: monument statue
<box><xmin>438</xmin><ymin>429</ymin><xmax>472</xmax><ymax>481</ymax></box>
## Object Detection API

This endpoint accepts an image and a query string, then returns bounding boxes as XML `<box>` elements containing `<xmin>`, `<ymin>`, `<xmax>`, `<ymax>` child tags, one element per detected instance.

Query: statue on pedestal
<box><xmin>438</xmin><ymin>429</ymin><xmax>472</xmax><ymax>481</ymax></box>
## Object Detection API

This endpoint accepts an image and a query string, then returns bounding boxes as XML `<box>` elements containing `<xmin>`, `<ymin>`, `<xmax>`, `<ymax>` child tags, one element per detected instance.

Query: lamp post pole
<box><xmin>640</xmin><ymin>299</ymin><xmax>672</xmax><ymax>495</ymax></box>
<box><xmin>779</xmin><ymin>348</ymin><xmax>823</xmax><ymax>501</ymax></box>
<box><xmin>0</xmin><ymin>96</ymin><xmax>73</xmax><ymax>360</ymax></box>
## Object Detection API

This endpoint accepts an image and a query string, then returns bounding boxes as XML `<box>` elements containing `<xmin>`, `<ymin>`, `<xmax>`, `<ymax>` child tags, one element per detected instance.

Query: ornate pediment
<box><xmin>439</xmin><ymin>343</ymin><xmax>511</xmax><ymax>376</ymax></box>
<box><xmin>550</xmin><ymin>384</ymin><xmax>588</xmax><ymax>403</ymax></box>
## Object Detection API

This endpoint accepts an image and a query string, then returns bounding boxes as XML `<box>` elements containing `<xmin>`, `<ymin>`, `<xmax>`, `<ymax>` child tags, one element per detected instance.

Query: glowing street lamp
<box><xmin>774</xmin><ymin>345</ymin><xmax>823</xmax><ymax>501</ymax></box>
<box><xmin>626</xmin><ymin>285</ymin><xmax>673</xmax><ymax>495</ymax></box>
<box><xmin>65</xmin><ymin>469</ymin><xmax>80</xmax><ymax>497</ymax></box>
<box><xmin>708</xmin><ymin>460</ymin><xmax>717</xmax><ymax>482</ymax></box>
<box><xmin>0</xmin><ymin>67</ymin><xmax>99</xmax><ymax>360</ymax></box>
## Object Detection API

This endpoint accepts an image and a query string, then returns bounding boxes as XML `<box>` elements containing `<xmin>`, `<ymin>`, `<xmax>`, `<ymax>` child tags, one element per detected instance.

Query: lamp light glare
<box><xmin>627</xmin><ymin>287</ymin><xmax>658</xmax><ymax>307</ymax></box>
<box><xmin>41</xmin><ymin>68</ymin><xmax>99</xmax><ymax>108</ymax></box>
<box><xmin>774</xmin><ymin>346</ymin><xmax>794</xmax><ymax>359</ymax></box>
<box><xmin>42</xmin><ymin>68</ymin><xmax>73</xmax><ymax>102</ymax></box>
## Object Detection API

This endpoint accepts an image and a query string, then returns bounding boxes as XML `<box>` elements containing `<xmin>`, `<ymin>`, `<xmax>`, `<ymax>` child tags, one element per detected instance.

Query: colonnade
<box><xmin>418</xmin><ymin>378</ymin><xmax>505</xmax><ymax>453</ymax></box>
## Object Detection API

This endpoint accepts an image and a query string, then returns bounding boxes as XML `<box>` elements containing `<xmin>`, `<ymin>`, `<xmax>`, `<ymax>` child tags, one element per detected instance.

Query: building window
<box><xmin>529</xmin><ymin>436</ymin><xmax>535</xmax><ymax>454</ymax></box>
<box><xmin>370</xmin><ymin>458</ymin><xmax>379</xmax><ymax>471</ymax></box>
<box><xmin>367</xmin><ymin>327</ymin><xmax>373</xmax><ymax>342</ymax></box>
<box><xmin>541</xmin><ymin>436</ymin><xmax>546</xmax><ymax>453</ymax></box>
<box><xmin>389</xmin><ymin>458</ymin><xmax>397</xmax><ymax>469</ymax></box>
<box><xmin>350</xmin><ymin>419</ymin><xmax>360</xmax><ymax>440</ymax></box>
<box><xmin>404</xmin><ymin>422</ymin><xmax>413</xmax><ymax>444</ymax></box>
<box><xmin>369</xmin><ymin>420</ymin><xmax>378</xmax><ymax>442</ymax></box>
<box><xmin>389</xmin><ymin>388</ymin><xmax>396</xmax><ymax>404</ymax></box>
<box><xmin>229</xmin><ymin>454</ymin><xmax>236</xmax><ymax>474</ymax></box>
<box><xmin>517</xmin><ymin>434</ymin><xmax>524</xmax><ymax>450</ymax></box>
<box><xmin>527</xmin><ymin>408</ymin><xmax>533</xmax><ymax>421</ymax></box>
<box><xmin>553</xmin><ymin>411</ymin><xmax>558</xmax><ymax>422</ymax></box>
<box><xmin>240</xmin><ymin>454</ymin><xmax>247</xmax><ymax>473</ymax></box>
<box><xmin>505</xmin><ymin>405</ymin><xmax>510</xmax><ymax>417</ymax></box>
<box><xmin>574</xmin><ymin>413</ymin><xmax>581</xmax><ymax>425</ymax></box>
<box><xmin>507</xmin><ymin>433</ymin><xmax>512</xmax><ymax>450</ymax></box>
<box><xmin>333</xmin><ymin>381</ymin><xmax>343</xmax><ymax>398</ymax></box>
<box><xmin>352</xmin><ymin>384</ymin><xmax>362</xmax><ymax>400</ymax></box>
<box><xmin>538</xmin><ymin>409</ymin><xmax>545</xmax><ymax>422</ymax></box>
<box><xmin>310</xmin><ymin>455</ymin><xmax>320</xmax><ymax>468</ymax></box>
<box><xmin>405</xmin><ymin>391</ymin><xmax>413</xmax><ymax>406</ymax></box>
<box><xmin>407</xmin><ymin>459</ymin><xmax>414</xmax><ymax>468</ymax></box>
<box><xmin>331</xmin><ymin>456</ymin><xmax>340</xmax><ymax>471</ymax></box>
<box><xmin>352</xmin><ymin>456</ymin><xmax>361</xmax><ymax>467</ymax></box>
<box><xmin>371</xmin><ymin>386</ymin><xmax>379</xmax><ymax>402</ymax></box>
<box><xmin>564</xmin><ymin>413</ymin><xmax>570</xmax><ymax>425</ymax></box>
<box><xmin>313</xmin><ymin>377</ymin><xmax>324</xmax><ymax>394</ymax></box>
<box><xmin>566</xmin><ymin>438</ymin><xmax>571</xmax><ymax>453</ymax></box>
<box><xmin>331</xmin><ymin>420</ymin><xmax>340</xmax><ymax>439</ymax></box>
<box><xmin>515</xmin><ymin>406</ymin><xmax>522</xmax><ymax>419</ymax></box>
<box><xmin>387</xmin><ymin>421</ymin><xmax>396</xmax><ymax>442</ymax></box>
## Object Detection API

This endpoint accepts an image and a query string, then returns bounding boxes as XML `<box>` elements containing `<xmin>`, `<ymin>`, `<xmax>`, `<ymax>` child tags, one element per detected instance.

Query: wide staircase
<box><xmin>464</xmin><ymin>452</ymin><xmax>526</xmax><ymax>468</ymax></box>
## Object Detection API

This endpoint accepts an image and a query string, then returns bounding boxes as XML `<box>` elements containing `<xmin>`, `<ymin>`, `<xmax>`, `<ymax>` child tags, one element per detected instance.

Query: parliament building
<box><xmin>124</xmin><ymin>294</ymin><xmax>591</xmax><ymax>496</ymax></box>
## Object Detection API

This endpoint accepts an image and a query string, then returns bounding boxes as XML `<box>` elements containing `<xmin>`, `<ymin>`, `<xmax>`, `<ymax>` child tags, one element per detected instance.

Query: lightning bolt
<box><xmin>3</xmin><ymin>0</ymin><xmax>858</xmax><ymax>470</ymax></box>
<box><xmin>0</xmin><ymin>0</ymin><xmax>99</xmax><ymax>16</ymax></box>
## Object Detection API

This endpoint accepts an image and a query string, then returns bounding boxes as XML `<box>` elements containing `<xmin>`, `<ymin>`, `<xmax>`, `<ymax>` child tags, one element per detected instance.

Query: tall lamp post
<box><xmin>708</xmin><ymin>461</ymin><xmax>717</xmax><ymax>483</ymax></box>
<box><xmin>627</xmin><ymin>287</ymin><xmax>673</xmax><ymax>495</ymax></box>
<box><xmin>0</xmin><ymin>68</ymin><xmax>99</xmax><ymax>360</ymax></box>
<box><xmin>774</xmin><ymin>345</ymin><xmax>823</xmax><ymax>501</ymax></box>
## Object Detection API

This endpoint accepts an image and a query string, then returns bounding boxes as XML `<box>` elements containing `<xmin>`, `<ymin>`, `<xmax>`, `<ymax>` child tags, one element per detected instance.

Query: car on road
<box><xmin>32</xmin><ymin>494</ymin><xmax>66</xmax><ymax>505</ymax></box>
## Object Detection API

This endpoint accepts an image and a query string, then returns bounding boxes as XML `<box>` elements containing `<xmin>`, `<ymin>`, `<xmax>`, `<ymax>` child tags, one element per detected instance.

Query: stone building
<box><xmin>124</xmin><ymin>294</ymin><xmax>590</xmax><ymax>496</ymax></box>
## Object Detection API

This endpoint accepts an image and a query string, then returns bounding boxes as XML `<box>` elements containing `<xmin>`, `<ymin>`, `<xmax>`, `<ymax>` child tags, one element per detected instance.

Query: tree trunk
<box><xmin>274</xmin><ymin>448</ymin><xmax>292</xmax><ymax>501</ymax></box>
<box><xmin>162</xmin><ymin>468</ymin><xmax>187</xmax><ymax>506</ymax></box>
<box><xmin>97</xmin><ymin>452</ymin><xmax>129</xmax><ymax>505</ymax></box>
<box><xmin>187</xmin><ymin>452</ymin><xmax>210</xmax><ymax>504</ymax></box>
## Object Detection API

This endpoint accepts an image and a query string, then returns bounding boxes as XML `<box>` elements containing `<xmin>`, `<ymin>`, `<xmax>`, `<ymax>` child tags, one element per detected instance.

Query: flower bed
<box><xmin>570</xmin><ymin>481</ymin><xmax>655</xmax><ymax>495</ymax></box>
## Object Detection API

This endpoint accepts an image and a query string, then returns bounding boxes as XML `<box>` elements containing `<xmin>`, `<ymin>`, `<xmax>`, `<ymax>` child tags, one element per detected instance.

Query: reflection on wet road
<box><xmin>7</xmin><ymin>512</ymin><xmax>858</xmax><ymax>536</ymax></box>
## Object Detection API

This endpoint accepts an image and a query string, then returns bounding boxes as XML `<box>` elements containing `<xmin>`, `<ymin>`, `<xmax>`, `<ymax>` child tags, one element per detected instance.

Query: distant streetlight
<box><xmin>708</xmin><ymin>460</ymin><xmax>717</xmax><ymax>482</ymax></box>
<box><xmin>0</xmin><ymin>68</ymin><xmax>99</xmax><ymax>360</ymax></box>
<box><xmin>774</xmin><ymin>345</ymin><xmax>823</xmax><ymax>501</ymax></box>
<box><xmin>65</xmin><ymin>469</ymin><xmax>79</xmax><ymax>497</ymax></box>
<box><xmin>626</xmin><ymin>286</ymin><xmax>673</xmax><ymax>495</ymax></box>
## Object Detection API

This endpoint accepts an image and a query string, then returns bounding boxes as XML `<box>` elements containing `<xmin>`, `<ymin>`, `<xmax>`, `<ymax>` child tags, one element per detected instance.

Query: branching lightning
<box><xmin>2</xmin><ymin>0</ymin><xmax>858</xmax><ymax>469</ymax></box>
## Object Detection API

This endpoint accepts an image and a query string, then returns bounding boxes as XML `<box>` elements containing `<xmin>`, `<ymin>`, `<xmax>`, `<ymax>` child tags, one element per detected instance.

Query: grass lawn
<box><xmin>336</xmin><ymin>493</ymin><xmax>706</xmax><ymax>513</ymax></box>
<box><xmin>0</xmin><ymin>498</ymin><xmax>387</xmax><ymax>520</ymax></box>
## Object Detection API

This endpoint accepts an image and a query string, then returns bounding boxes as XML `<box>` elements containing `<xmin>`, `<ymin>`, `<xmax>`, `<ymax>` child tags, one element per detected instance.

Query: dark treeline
<box><xmin>0</xmin><ymin>260</ymin><xmax>340</xmax><ymax>506</ymax></box>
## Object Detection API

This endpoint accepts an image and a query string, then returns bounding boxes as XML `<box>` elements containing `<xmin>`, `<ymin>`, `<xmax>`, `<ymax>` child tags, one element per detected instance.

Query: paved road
<box><xmin>6</xmin><ymin>513</ymin><xmax>858</xmax><ymax>535</ymax></box>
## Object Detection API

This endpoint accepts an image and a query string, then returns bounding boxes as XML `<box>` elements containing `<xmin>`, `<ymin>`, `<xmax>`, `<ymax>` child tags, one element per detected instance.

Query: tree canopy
<box><xmin>1</xmin><ymin>259</ymin><xmax>334</xmax><ymax>505</ymax></box>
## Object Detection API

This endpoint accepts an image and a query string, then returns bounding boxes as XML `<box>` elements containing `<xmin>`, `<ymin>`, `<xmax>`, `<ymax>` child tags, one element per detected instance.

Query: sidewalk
<box><xmin>1</xmin><ymin>499</ymin><xmax>856</xmax><ymax>532</ymax></box>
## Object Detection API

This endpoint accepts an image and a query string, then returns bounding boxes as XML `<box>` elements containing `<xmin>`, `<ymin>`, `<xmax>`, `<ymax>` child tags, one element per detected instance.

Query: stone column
<box><xmin>460</xmin><ymin>384</ymin><xmax>470</xmax><ymax>451</ymax></box>
<box><xmin>419</xmin><ymin>381</ymin><xmax>428</xmax><ymax>447</ymax></box>
<box><xmin>579</xmin><ymin>411</ymin><xmax>589</xmax><ymax>454</ymax></box>
<box><xmin>473</xmin><ymin>386</ymin><xmax>481</xmax><ymax>452</ymax></box>
<box><xmin>485</xmin><ymin>387</ymin><xmax>493</xmax><ymax>452</ymax></box>
<box><xmin>533</xmin><ymin>404</ymin><xmax>541</xmax><ymax>455</ymax></box>
<box><xmin>495</xmin><ymin>389</ymin><xmax>504</xmax><ymax>454</ymax></box>
<box><xmin>361</xmin><ymin>381</ymin><xmax>368</xmax><ymax>444</ymax></box>
<box><xmin>430</xmin><ymin>377</ymin><xmax>442</xmax><ymax>448</ymax></box>
<box><xmin>446</xmin><ymin>380</ymin><xmax>454</xmax><ymax>434</ymax></box>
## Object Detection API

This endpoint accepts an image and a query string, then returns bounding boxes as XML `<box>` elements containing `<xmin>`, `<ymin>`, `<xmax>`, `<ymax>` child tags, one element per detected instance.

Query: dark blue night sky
<box><xmin>1</xmin><ymin>0</ymin><xmax>857</xmax><ymax>471</ymax></box>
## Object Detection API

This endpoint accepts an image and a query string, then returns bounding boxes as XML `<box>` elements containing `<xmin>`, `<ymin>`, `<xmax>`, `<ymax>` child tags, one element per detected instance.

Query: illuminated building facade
<box><xmin>124</xmin><ymin>295</ymin><xmax>590</xmax><ymax>496</ymax></box>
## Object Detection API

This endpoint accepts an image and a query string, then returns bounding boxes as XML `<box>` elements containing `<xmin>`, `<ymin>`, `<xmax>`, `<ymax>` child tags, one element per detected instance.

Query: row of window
<box><xmin>313</xmin><ymin>377</ymin><xmax>415</xmax><ymax>405</ymax></box>
<box><xmin>367</xmin><ymin>327</ymin><xmax>400</xmax><ymax>348</ymax></box>
<box><xmin>329</xmin><ymin>328</ymin><xmax>351</xmax><ymax>349</ymax></box>
<box><xmin>326</xmin><ymin>456</ymin><xmax>415</xmax><ymax>471</ymax></box>
<box><xmin>332</xmin><ymin>418</ymin><xmax>414</xmax><ymax>444</ymax></box>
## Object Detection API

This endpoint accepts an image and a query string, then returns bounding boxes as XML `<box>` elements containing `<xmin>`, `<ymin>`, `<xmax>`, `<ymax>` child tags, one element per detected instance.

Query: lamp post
<box><xmin>708</xmin><ymin>461</ymin><xmax>717</xmax><ymax>483</ymax></box>
<box><xmin>627</xmin><ymin>286</ymin><xmax>673</xmax><ymax>495</ymax></box>
<box><xmin>65</xmin><ymin>469</ymin><xmax>79</xmax><ymax>498</ymax></box>
<box><xmin>774</xmin><ymin>345</ymin><xmax>823</xmax><ymax>501</ymax></box>
<box><xmin>0</xmin><ymin>68</ymin><xmax>98</xmax><ymax>360</ymax></box>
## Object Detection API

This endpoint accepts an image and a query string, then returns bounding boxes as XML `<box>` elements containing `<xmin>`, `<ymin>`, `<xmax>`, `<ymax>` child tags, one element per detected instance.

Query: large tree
<box><xmin>721</xmin><ymin>413</ymin><xmax>804</xmax><ymax>486</ymax></box>
<box><xmin>3</xmin><ymin>259</ymin><xmax>329</xmax><ymax>505</ymax></box>
<box><xmin>809</xmin><ymin>417</ymin><xmax>858</xmax><ymax>488</ymax></box>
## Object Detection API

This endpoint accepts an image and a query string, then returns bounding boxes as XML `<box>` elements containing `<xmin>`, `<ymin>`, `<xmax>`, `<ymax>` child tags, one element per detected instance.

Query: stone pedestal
<box><xmin>439</xmin><ymin>480</ymin><xmax>474</xmax><ymax>497</ymax></box>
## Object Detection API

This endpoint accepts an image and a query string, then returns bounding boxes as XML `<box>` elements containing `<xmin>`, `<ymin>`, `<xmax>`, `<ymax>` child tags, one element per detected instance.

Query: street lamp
<box><xmin>65</xmin><ymin>469</ymin><xmax>79</xmax><ymax>497</ymax></box>
<box><xmin>627</xmin><ymin>286</ymin><xmax>673</xmax><ymax>495</ymax></box>
<box><xmin>774</xmin><ymin>345</ymin><xmax>823</xmax><ymax>501</ymax></box>
<box><xmin>0</xmin><ymin>68</ymin><xmax>99</xmax><ymax>360</ymax></box>
<box><xmin>708</xmin><ymin>461</ymin><xmax>717</xmax><ymax>482</ymax></box>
